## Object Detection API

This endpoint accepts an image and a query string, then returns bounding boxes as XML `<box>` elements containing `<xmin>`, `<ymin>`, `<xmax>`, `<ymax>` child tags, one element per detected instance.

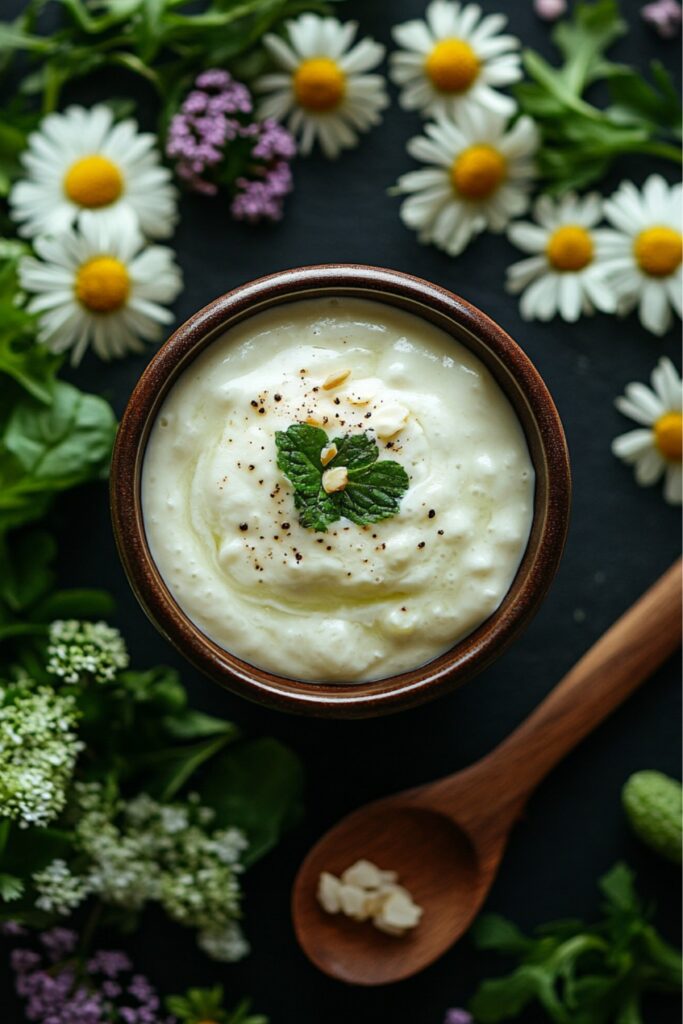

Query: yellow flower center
<box><xmin>293</xmin><ymin>58</ymin><xmax>346</xmax><ymax>111</ymax></box>
<box><xmin>451</xmin><ymin>144</ymin><xmax>506</xmax><ymax>200</ymax></box>
<box><xmin>634</xmin><ymin>226</ymin><xmax>683</xmax><ymax>278</ymax></box>
<box><xmin>546</xmin><ymin>224</ymin><xmax>594</xmax><ymax>272</ymax></box>
<box><xmin>63</xmin><ymin>155</ymin><xmax>124</xmax><ymax>209</ymax></box>
<box><xmin>75</xmin><ymin>256</ymin><xmax>130</xmax><ymax>313</ymax></box>
<box><xmin>654</xmin><ymin>411</ymin><xmax>683</xmax><ymax>461</ymax></box>
<box><xmin>425</xmin><ymin>38</ymin><xmax>480</xmax><ymax>93</ymax></box>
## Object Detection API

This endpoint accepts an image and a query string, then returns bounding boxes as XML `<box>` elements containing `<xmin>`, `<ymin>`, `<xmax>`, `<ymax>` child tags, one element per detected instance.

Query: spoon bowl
<box><xmin>292</xmin><ymin>561</ymin><xmax>682</xmax><ymax>986</ymax></box>
<box><xmin>293</xmin><ymin>802</ymin><xmax>482</xmax><ymax>985</ymax></box>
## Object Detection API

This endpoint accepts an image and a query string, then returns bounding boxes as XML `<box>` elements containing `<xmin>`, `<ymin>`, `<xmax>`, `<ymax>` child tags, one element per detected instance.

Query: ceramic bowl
<box><xmin>111</xmin><ymin>265</ymin><xmax>571</xmax><ymax>718</ymax></box>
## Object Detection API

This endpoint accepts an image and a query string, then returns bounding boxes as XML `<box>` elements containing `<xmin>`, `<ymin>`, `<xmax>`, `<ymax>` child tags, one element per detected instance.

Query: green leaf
<box><xmin>118</xmin><ymin>666</ymin><xmax>188</xmax><ymax>712</ymax></box>
<box><xmin>515</xmin><ymin>0</ymin><xmax>683</xmax><ymax>192</ymax></box>
<box><xmin>135</xmin><ymin>734</ymin><xmax>235</xmax><ymax>802</ymax></box>
<box><xmin>472</xmin><ymin>914</ymin><xmax>534</xmax><ymax>954</ymax></box>
<box><xmin>0</xmin><ymin>529</ymin><xmax>55</xmax><ymax>611</ymax></box>
<box><xmin>0</xmin><ymin>873</ymin><xmax>24</xmax><ymax>902</ymax></box>
<box><xmin>599</xmin><ymin>862</ymin><xmax>639</xmax><ymax>914</ymax></box>
<box><xmin>275</xmin><ymin>423</ymin><xmax>409</xmax><ymax>532</ymax></box>
<box><xmin>335</xmin><ymin>458</ymin><xmax>409</xmax><ymax>527</ymax></box>
<box><xmin>198</xmin><ymin>737</ymin><xmax>303</xmax><ymax>866</ymax></box>
<box><xmin>469</xmin><ymin>966</ymin><xmax>551</xmax><ymax>1023</ymax></box>
<box><xmin>275</xmin><ymin>423</ymin><xmax>338</xmax><ymax>532</ymax></box>
<box><xmin>4</xmin><ymin>380</ymin><xmax>116</xmax><ymax>484</ymax></box>
<box><xmin>162</xmin><ymin>708</ymin><xmax>239</xmax><ymax>741</ymax></box>
<box><xmin>29</xmin><ymin>588</ymin><xmax>116</xmax><ymax>622</ymax></box>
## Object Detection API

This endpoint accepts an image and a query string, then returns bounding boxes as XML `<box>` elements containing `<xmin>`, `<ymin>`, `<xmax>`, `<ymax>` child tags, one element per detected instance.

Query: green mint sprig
<box><xmin>275</xmin><ymin>424</ymin><xmax>409</xmax><ymax>533</ymax></box>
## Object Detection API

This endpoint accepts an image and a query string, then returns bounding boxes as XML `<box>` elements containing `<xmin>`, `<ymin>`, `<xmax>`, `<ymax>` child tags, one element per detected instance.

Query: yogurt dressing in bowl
<box><xmin>141</xmin><ymin>297</ymin><xmax>534</xmax><ymax>682</ymax></box>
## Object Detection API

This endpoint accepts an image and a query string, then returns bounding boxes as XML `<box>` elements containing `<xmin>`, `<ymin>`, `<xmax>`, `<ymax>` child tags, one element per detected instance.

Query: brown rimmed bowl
<box><xmin>111</xmin><ymin>264</ymin><xmax>571</xmax><ymax>719</ymax></box>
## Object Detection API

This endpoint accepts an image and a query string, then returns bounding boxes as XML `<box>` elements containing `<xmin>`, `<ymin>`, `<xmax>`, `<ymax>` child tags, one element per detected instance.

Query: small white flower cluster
<box><xmin>46</xmin><ymin>620</ymin><xmax>130</xmax><ymax>685</ymax></box>
<box><xmin>0</xmin><ymin>685</ymin><xmax>82</xmax><ymax>828</ymax></box>
<box><xmin>33</xmin><ymin>858</ymin><xmax>90</xmax><ymax>915</ymax></box>
<box><xmin>31</xmin><ymin>784</ymin><xmax>250</xmax><ymax>962</ymax></box>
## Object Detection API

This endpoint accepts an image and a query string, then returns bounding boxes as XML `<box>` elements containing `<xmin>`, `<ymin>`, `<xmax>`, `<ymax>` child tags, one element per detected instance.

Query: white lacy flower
<box><xmin>198</xmin><ymin>922</ymin><xmax>250</xmax><ymax>963</ymax></box>
<box><xmin>33</xmin><ymin>859</ymin><xmax>90</xmax><ymax>916</ymax></box>
<box><xmin>395</xmin><ymin>107</ymin><xmax>538</xmax><ymax>256</ymax></box>
<box><xmin>390</xmin><ymin>0</ymin><xmax>521</xmax><ymax>120</ymax></box>
<box><xmin>254</xmin><ymin>14</ymin><xmax>388</xmax><ymax>158</ymax></box>
<box><xmin>10</xmin><ymin>105</ymin><xmax>178</xmax><ymax>240</ymax></box>
<box><xmin>19</xmin><ymin>214</ymin><xmax>182</xmax><ymax>365</ymax></box>
<box><xmin>70</xmin><ymin>784</ymin><xmax>250</xmax><ymax>960</ymax></box>
<box><xmin>612</xmin><ymin>357</ymin><xmax>682</xmax><ymax>505</ymax></box>
<box><xmin>506</xmin><ymin>192</ymin><xmax>618</xmax><ymax>322</ymax></box>
<box><xmin>601</xmin><ymin>175</ymin><xmax>682</xmax><ymax>336</ymax></box>
<box><xmin>47</xmin><ymin>620</ymin><xmax>129</xmax><ymax>684</ymax></box>
<box><xmin>0</xmin><ymin>686</ymin><xmax>82</xmax><ymax>828</ymax></box>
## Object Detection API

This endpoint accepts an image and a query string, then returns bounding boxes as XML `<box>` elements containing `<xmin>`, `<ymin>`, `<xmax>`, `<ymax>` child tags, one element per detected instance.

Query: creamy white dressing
<box><xmin>141</xmin><ymin>297</ymin><xmax>534</xmax><ymax>682</ymax></box>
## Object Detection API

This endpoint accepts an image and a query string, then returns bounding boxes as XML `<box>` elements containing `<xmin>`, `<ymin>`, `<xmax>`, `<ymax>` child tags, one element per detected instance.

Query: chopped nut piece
<box><xmin>305</xmin><ymin>414</ymin><xmax>324</xmax><ymax>427</ymax></box>
<box><xmin>346</xmin><ymin>385</ymin><xmax>375</xmax><ymax>406</ymax></box>
<box><xmin>323</xmin><ymin>368</ymin><xmax>351</xmax><ymax>390</ymax></box>
<box><xmin>339</xmin><ymin>884</ymin><xmax>372</xmax><ymax>921</ymax></box>
<box><xmin>374</xmin><ymin>888</ymin><xmax>423</xmax><ymax>934</ymax></box>
<box><xmin>342</xmin><ymin>859</ymin><xmax>397</xmax><ymax>890</ymax></box>
<box><xmin>316</xmin><ymin>859</ymin><xmax>422</xmax><ymax>938</ymax></box>
<box><xmin>317</xmin><ymin>872</ymin><xmax>342</xmax><ymax>914</ymax></box>
<box><xmin>322</xmin><ymin>466</ymin><xmax>348</xmax><ymax>493</ymax></box>
<box><xmin>374</xmin><ymin>403</ymin><xmax>409</xmax><ymax>439</ymax></box>
<box><xmin>320</xmin><ymin>442</ymin><xmax>338</xmax><ymax>467</ymax></box>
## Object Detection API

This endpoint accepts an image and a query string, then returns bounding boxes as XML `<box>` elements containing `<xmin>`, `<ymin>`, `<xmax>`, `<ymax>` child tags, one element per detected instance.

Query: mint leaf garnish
<box><xmin>275</xmin><ymin>424</ymin><xmax>409</xmax><ymax>532</ymax></box>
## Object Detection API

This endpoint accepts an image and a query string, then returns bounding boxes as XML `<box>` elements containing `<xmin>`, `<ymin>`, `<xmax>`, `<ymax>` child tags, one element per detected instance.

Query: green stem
<box><xmin>0</xmin><ymin>819</ymin><xmax>10</xmax><ymax>860</ymax></box>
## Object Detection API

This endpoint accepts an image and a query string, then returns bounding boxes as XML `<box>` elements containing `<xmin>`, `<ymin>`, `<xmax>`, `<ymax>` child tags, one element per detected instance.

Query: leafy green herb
<box><xmin>516</xmin><ymin>0</ymin><xmax>682</xmax><ymax>193</ymax></box>
<box><xmin>167</xmin><ymin>985</ymin><xmax>268</xmax><ymax>1024</ymax></box>
<box><xmin>469</xmin><ymin>863</ymin><xmax>682</xmax><ymax>1024</ymax></box>
<box><xmin>198</xmin><ymin>737</ymin><xmax>304</xmax><ymax>866</ymax></box>
<box><xmin>0</xmin><ymin>239</ymin><xmax>118</xmax><ymax>539</ymax></box>
<box><xmin>0</xmin><ymin>0</ymin><xmax>338</xmax><ymax>115</ymax></box>
<box><xmin>275</xmin><ymin>423</ymin><xmax>409</xmax><ymax>532</ymax></box>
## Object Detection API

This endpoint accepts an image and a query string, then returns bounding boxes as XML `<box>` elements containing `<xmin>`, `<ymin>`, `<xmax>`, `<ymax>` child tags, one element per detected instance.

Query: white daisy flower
<box><xmin>254</xmin><ymin>14</ymin><xmax>388</xmax><ymax>158</ymax></box>
<box><xmin>506</xmin><ymin>192</ymin><xmax>618</xmax><ymax>322</ymax></box>
<box><xmin>600</xmin><ymin>175</ymin><xmax>682</xmax><ymax>337</ymax></box>
<box><xmin>390</xmin><ymin>0</ymin><xmax>522</xmax><ymax>121</ymax></box>
<box><xmin>395</xmin><ymin>108</ymin><xmax>538</xmax><ymax>256</ymax></box>
<box><xmin>9</xmin><ymin>105</ymin><xmax>178</xmax><ymax>241</ymax></box>
<box><xmin>19</xmin><ymin>214</ymin><xmax>183</xmax><ymax>366</ymax></box>
<box><xmin>612</xmin><ymin>357</ymin><xmax>682</xmax><ymax>505</ymax></box>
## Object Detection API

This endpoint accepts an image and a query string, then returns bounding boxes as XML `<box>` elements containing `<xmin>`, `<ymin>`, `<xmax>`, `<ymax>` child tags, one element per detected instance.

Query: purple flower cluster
<box><xmin>166</xmin><ymin>69</ymin><xmax>296</xmax><ymax>223</ymax></box>
<box><xmin>10</xmin><ymin>927</ymin><xmax>173</xmax><ymax>1024</ymax></box>
<box><xmin>444</xmin><ymin>1011</ymin><xmax>473</xmax><ymax>1024</ymax></box>
<box><xmin>641</xmin><ymin>0</ymin><xmax>682</xmax><ymax>37</ymax></box>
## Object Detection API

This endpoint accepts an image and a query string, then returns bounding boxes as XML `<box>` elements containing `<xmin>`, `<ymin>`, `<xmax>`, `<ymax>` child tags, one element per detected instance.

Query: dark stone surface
<box><xmin>1</xmin><ymin>1</ymin><xmax>681</xmax><ymax>1021</ymax></box>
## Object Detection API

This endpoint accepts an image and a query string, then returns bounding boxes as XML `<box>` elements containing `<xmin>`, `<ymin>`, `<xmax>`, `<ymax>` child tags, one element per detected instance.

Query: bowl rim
<box><xmin>110</xmin><ymin>264</ymin><xmax>571</xmax><ymax>718</ymax></box>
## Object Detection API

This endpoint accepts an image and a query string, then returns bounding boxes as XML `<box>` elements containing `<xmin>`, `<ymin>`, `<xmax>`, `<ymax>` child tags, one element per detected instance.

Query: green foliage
<box><xmin>199</xmin><ymin>737</ymin><xmax>304</xmax><ymax>866</ymax></box>
<box><xmin>275</xmin><ymin>423</ymin><xmax>410</xmax><ymax>532</ymax></box>
<box><xmin>0</xmin><ymin>0</ymin><xmax>337</xmax><ymax>113</ymax></box>
<box><xmin>516</xmin><ymin>0</ymin><xmax>682</xmax><ymax>193</ymax></box>
<box><xmin>623</xmin><ymin>770</ymin><xmax>682</xmax><ymax>864</ymax></box>
<box><xmin>0</xmin><ymin>239</ymin><xmax>117</xmax><ymax>540</ymax></box>
<box><xmin>469</xmin><ymin>863</ymin><xmax>682</xmax><ymax>1024</ymax></box>
<box><xmin>167</xmin><ymin>985</ymin><xmax>268</xmax><ymax>1024</ymax></box>
<box><xmin>0</xmin><ymin>107</ymin><xmax>39</xmax><ymax>196</ymax></box>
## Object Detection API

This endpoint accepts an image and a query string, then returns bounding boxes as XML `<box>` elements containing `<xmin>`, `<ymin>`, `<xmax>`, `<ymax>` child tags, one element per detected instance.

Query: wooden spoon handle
<box><xmin>427</xmin><ymin>560</ymin><xmax>681</xmax><ymax>827</ymax></box>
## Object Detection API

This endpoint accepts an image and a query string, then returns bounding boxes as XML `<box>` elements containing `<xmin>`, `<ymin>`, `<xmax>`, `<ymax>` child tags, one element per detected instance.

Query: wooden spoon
<box><xmin>292</xmin><ymin>561</ymin><xmax>682</xmax><ymax>986</ymax></box>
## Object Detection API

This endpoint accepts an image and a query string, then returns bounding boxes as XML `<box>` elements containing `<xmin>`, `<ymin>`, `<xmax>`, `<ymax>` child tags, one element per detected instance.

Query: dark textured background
<box><xmin>2</xmin><ymin>1</ymin><xmax>682</xmax><ymax>1021</ymax></box>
